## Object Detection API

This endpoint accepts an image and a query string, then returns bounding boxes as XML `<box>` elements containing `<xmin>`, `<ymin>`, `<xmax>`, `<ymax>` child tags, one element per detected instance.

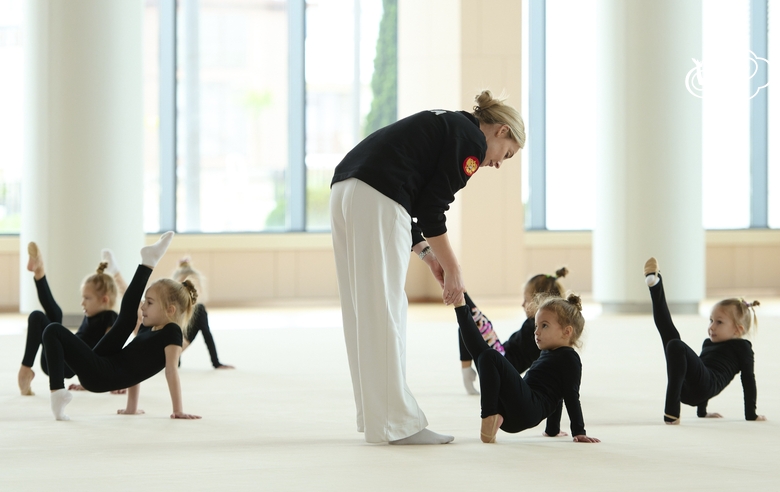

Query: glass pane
<box><xmin>177</xmin><ymin>0</ymin><xmax>289</xmax><ymax>232</ymax></box>
<box><xmin>304</xmin><ymin>0</ymin><xmax>394</xmax><ymax>230</ymax></box>
<box><xmin>544</xmin><ymin>0</ymin><xmax>598</xmax><ymax>230</ymax></box>
<box><xmin>702</xmin><ymin>0</ymin><xmax>750</xmax><ymax>229</ymax></box>
<box><xmin>143</xmin><ymin>0</ymin><xmax>161</xmax><ymax>232</ymax></box>
<box><xmin>768</xmin><ymin>0</ymin><xmax>780</xmax><ymax>228</ymax></box>
<box><xmin>0</xmin><ymin>0</ymin><xmax>23</xmax><ymax>233</ymax></box>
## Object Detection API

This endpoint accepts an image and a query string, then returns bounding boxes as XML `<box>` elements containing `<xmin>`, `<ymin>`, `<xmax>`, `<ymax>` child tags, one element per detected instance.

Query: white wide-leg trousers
<box><xmin>330</xmin><ymin>178</ymin><xmax>428</xmax><ymax>443</ymax></box>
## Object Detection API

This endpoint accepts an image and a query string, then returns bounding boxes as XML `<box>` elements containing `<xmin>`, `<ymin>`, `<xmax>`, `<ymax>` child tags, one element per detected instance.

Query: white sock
<box><xmin>141</xmin><ymin>232</ymin><xmax>174</xmax><ymax>268</ymax></box>
<box><xmin>645</xmin><ymin>274</ymin><xmax>660</xmax><ymax>287</ymax></box>
<box><xmin>389</xmin><ymin>428</ymin><xmax>454</xmax><ymax>445</ymax></box>
<box><xmin>462</xmin><ymin>367</ymin><xmax>479</xmax><ymax>395</ymax></box>
<box><xmin>101</xmin><ymin>249</ymin><xmax>120</xmax><ymax>275</ymax></box>
<box><xmin>50</xmin><ymin>389</ymin><xmax>73</xmax><ymax>421</ymax></box>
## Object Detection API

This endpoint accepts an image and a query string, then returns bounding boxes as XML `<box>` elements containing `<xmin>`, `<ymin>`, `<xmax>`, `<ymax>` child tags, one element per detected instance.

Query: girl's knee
<box><xmin>477</xmin><ymin>349</ymin><xmax>503</xmax><ymax>369</ymax></box>
<box><xmin>42</xmin><ymin>323</ymin><xmax>67</xmax><ymax>343</ymax></box>
<box><xmin>28</xmin><ymin>310</ymin><xmax>47</xmax><ymax>326</ymax></box>
<box><xmin>665</xmin><ymin>339</ymin><xmax>688</xmax><ymax>357</ymax></box>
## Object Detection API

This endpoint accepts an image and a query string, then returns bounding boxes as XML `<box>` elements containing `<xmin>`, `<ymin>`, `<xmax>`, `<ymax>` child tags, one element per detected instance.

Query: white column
<box><xmin>21</xmin><ymin>0</ymin><xmax>144</xmax><ymax>320</ymax></box>
<box><xmin>593</xmin><ymin>0</ymin><xmax>704</xmax><ymax>313</ymax></box>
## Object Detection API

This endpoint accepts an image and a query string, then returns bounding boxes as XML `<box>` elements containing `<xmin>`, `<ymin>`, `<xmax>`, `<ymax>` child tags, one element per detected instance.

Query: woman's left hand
<box><xmin>572</xmin><ymin>435</ymin><xmax>600</xmax><ymax>443</ymax></box>
<box><xmin>171</xmin><ymin>412</ymin><xmax>202</xmax><ymax>420</ymax></box>
<box><xmin>543</xmin><ymin>431</ymin><xmax>569</xmax><ymax>437</ymax></box>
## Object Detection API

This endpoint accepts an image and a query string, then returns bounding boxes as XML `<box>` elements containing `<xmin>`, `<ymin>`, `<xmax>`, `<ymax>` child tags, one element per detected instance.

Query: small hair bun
<box><xmin>566</xmin><ymin>293</ymin><xmax>583</xmax><ymax>311</ymax></box>
<box><xmin>96</xmin><ymin>262</ymin><xmax>108</xmax><ymax>275</ymax></box>
<box><xmin>182</xmin><ymin>279</ymin><xmax>199</xmax><ymax>305</ymax></box>
<box><xmin>751</xmin><ymin>300</ymin><xmax>760</xmax><ymax>308</ymax></box>
<box><xmin>555</xmin><ymin>267</ymin><xmax>569</xmax><ymax>279</ymax></box>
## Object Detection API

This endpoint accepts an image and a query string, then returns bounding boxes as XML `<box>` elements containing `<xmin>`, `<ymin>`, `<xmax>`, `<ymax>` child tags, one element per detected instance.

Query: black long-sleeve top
<box><xmin>331</xmin><ymin>110</ymin><xmax>487</xmax><ymax>245</ymax></box>
<box><xmin>503</xmin><ymin>317</ymin><xmax>542</xmax><ymax>374</ymax></box>
<box><xmin>76</xmin><ymin>311</ymin><xmax>118</xmax><ymax>349</ymax></box>
<box><xmin>524</xmin><ymin>346</ymin><xmax>587</xmax><ymax>436</ymax></box>
<box><xmin>694</xmin><ymin>338</ymin><xmax>757</xmax><ymax>420</ymax></box>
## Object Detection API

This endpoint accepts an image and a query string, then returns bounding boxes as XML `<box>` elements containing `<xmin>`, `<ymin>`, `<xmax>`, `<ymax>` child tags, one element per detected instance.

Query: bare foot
<box><xmin>480</xmin><ymin>414</ymin><xmax>503</xmax><ymax>443</ymax></box>
<box><xmin>68</xmin><ymin>384</ymin><xmax>86</xmax><ymax>391</ymax></box>
<box><xmin>110</xmin><ymin>389</ymin><xmax>128</xmax><ymax>395</ymax></box>
<box><xmin>18</xmin><ymin>365</ymin><xmax>35</xmax><ymax>396</ymax></box>
<box><xmin>27</xmin><ymin>242</ymin><xmax>45</xmax><ymax>280</ymax></box>
<box><xmin>215</xmin><ymin>364</ymin><xmax>235</xmax><ymax>370</ymax></box>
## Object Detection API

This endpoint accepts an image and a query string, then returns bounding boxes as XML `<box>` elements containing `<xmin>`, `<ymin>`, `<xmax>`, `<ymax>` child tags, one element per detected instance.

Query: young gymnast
<box><xmin>18</xmin><ymin>243</ymin><xmax>118</xmax><ymax>396</ymax></box>
<box><xmin>42</xmin><ymin>232</ymin><xmax>201</xmax><ymax>421</ymax></box>
<box><xmin>456</xmin><ymin>293</ymin><xmax>599</xmax><ymax>443</ymax></box>
<box><xmin>644</xmin><ymin>257</ymin><xmax>766</xmax><ymax>424</ymax></box>
<box><xmin>103</xmin><ymin>253</ymin><xmax>234</xmax><ymax>369</ymax></box>
<box><xmin>459</xmin><ymin>268</ymin><xmax>569</xmax><ymax>395</ymax></box>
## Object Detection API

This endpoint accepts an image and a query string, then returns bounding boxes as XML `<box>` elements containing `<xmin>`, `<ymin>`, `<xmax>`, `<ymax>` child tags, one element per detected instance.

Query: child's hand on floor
<box><xmin>543</xmin><ymin>431</ymin><xmax>569</xmax><ymax>437</ymax></box>
<box><xmin>754</xmin><ymin>415</ymin><xmax>767</xmax><ymax>421</ymax></box>
<box><xmin>703</xmin><ymin>412</ymin><xmax>723</xmax><ymax>418</ymax></box>
<box><xmin>572</xmin><ymin>435</ymin><xmax>600</xmax><ymax>443</ymax></box>
<box><xmin>118</xmin><ymin>408</ymin><xmax>145</xmax><ymax>415</ymax></box>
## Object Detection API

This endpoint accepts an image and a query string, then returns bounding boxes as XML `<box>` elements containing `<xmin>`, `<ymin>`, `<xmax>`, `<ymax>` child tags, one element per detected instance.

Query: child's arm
<box><xmin>543</xmin><ymin>401</ymin><xmax>568</xmax><ymax>437</ymax></box>
<box><xmin>117</xmin><ymin>384</ymin><xmax>144</xmax><ymax>415</ymax></box>
<box><xmin>563</xmin><ymin>357</ymin><xmax>599</xmax><ymax>443</ymax></box>
<box><xmin>164</xmin><ymin>344</ymin><xmax>201</xmax><ymax>420</ymax></box>
<box><xmin>739</xmin><ymin>344</ymin><xmax>764</xmax><ymax>421</ymax></box>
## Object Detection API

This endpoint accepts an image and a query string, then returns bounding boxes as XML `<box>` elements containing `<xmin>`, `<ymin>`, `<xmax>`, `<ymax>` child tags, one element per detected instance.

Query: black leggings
<box><xmin>186</xmin><ymin>304</ymin><xmax>223</xmax><ymax>367</ymax></box>
<box><xmin>649</xmin><ymin>276</ymin><xmax>712</xmax><ymax>420</ymax></box>
<box><xmin>43</xmin><ymin>265</ymin><xmax>152</xmax><ymax>391</ymax></box>
<box><xmin>457</xmin><ymin>306</ymin><xmax>545</xmax><ymax>432</ymax></box>
<box><xmin>21</xmin><ymin>276</ymin><xmax>77</xmax><ymax>378</ymax></box>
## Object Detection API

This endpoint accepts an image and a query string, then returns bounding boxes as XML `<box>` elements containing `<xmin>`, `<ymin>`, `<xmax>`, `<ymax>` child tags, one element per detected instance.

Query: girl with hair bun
<box><xmin>331</xmin><ymin>90</ymin><xmax>524</xmax><ymax>444</ymax></box>
<box><xmin>42</xmin><ymin>232</ymin><xmax>201</xmax><ymax>421</ymax></box>
<box><xmin>455</xmin><ymin>292</ymin><xmax>599</xmax><ymax>444</ymax></box>
<box><xmin>459</xmin><ymin>267</ymin><xmax>569</xmax><ymax>395</ymax></box>
<box><xmin>18</xmin><ymin>243</ymin><xmax>119</xmax><ymax>396</ymax></box>
<box><xmin>103</xmin><ymin>253</ymin><xmax>234</xmax><ymax>369</ymax></box>
<box><xmin>644</xmin><ymin>257</ymin><xmax>766</xmax><ymax>424</ymax></box>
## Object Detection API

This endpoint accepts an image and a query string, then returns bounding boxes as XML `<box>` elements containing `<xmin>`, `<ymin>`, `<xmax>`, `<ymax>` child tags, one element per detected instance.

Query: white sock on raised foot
<box><xmin>389</xmin><ymin>428</ymin><xmax>454</xmax><ymax>445</ymax></box>
<box><xmin>462</xmin><ymin>367</ymin><xmax>479</xmax><ymax>395</ymax></box>
<box><xmin>101</xmin><ymin>249</ymin><xmax>120</xmax><ymax>275</ymax></box>
<box><xmin>645</xmin><ymin>274</ymin><xmax>660</xmax><ymax>287</ymax></box>
<box><xmin>141</xmin><ymin>232</ymin><xmax>174</xmax><ymax>268</ymax></box>
<box><xmin>50</xmin><ymin>389</ymin><xmax>73</xmax><ymax>421</ymax></box>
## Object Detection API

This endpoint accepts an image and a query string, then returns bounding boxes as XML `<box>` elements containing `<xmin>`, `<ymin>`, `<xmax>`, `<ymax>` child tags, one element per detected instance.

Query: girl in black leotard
<box><xmin>644</xmin><ymin>257</ymin><xmax>766</xmax><ymax>424</ymax></box>
<box><xmin>106</xmin><ymin>253</ymin><xmax>234</xmax><ymax>369</ymax></box>
<box><xmin>456</xmin><ymin>293</ymin><xmax>599</xmax><ymax>444</ymax></box>
<box><xmin>459</xmin><ymin>267</ymin><xmax>569</xmax><ymax>394</ymax></box>
<box><xmin>42</xmin><ymin>232</ymin><xmax>201</xmax><ymax>421</ymax></box>
<box><xmin>18</xmin><ymin>242</ymin><xmax>118</xmax><ymax>396</ymax></box>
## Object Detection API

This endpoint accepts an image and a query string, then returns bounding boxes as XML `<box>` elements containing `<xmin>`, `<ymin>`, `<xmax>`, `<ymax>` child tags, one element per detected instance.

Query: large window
<box><xmin>143</xmin><ymin>0</ymin><xmax>396</xmax><ymax>233</ymax></box>
<box><xmin>526</xmin><ymin>0</ymin><xmax>775</xmax><ymax>231</ymax></box>
<box><xmin>0</xmin><ymin>0</ymin><xmax>23</xmax><ymax>234</ymax></box>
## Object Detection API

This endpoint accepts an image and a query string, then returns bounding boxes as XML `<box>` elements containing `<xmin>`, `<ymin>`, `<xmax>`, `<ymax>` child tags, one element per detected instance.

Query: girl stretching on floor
<box><xmin>459</xmin><ymin>268</ymin><xmax>569</xmax><ymax>394</ymax></box>
<box><xmin>644</xmin><ymin>257</ymin><xmax>766</xmax><ymax>424</ymax></box>
<box><xmin>103</xmin><ymin>253</ymin><xmax>234</xmax><ymax>369</ymax></box>
<box><xmin>42</xmin><ymin>232</ymin><xmax>201</xmax><ymax>421</ymax></box>
<box><xmin>456</xmin><ymin>293</ymin><xmax>599</xmax><ymax>443</ymax></box>
<box><xmin>18</xmin><ymin>243</ymin><xmax>118</xmax><ymax>396</ymax></box>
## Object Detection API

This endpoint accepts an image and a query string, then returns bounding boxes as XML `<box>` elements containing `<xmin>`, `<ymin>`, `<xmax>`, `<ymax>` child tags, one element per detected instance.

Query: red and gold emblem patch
<box><xmin>462</xmin><ymin>156</ymin><xmax>479</xmax><ymax>176</ymax></box>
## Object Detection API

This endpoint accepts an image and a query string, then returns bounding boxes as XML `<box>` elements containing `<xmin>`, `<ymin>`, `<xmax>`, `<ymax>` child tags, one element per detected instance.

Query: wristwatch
<box><xmin>418</xmin><ymin>246</ymin><xmax>432</xmax><ymax>260</ymax></box>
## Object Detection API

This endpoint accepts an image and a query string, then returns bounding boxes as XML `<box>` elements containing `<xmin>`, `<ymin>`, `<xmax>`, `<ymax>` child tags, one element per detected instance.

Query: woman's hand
<box><xmin>703</xmin><ymin>412</ymin><xmax>723</xmax><ymax>418</ymax></box>
<box><xmin>442</xmin><ymin>269</ymin><xmax>465</xmax><ymax>306</ymax></box>
<box><xmin>754</xmin><ymin>415</ymin><xmax>767</xmax><ymax>421</ymax></box>
<box><xmin>117</xmin><ymin>408</ymin><xmax>145</xmax><ymax>415</ymax></box>
<box><xmin>171</xmin><ymin>412</ymin><xmax>201</xmax><ymax>420</ymax></box>
<box><xmin>572</xmin><ymin>435</ymin><xmax>600</xmax><ymax>443</ymax></box>
<box><xmin>543</xmin><ymin>431</ymin><xmax>569</xmax><ymax>437</ymax></box>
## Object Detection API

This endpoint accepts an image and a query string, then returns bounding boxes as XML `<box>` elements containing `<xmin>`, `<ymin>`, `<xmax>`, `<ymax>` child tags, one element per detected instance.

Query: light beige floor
<box><xmin>0</xmin><ymin>298</ymin><xmax>779</xmax><ymax>491</ymax></box>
